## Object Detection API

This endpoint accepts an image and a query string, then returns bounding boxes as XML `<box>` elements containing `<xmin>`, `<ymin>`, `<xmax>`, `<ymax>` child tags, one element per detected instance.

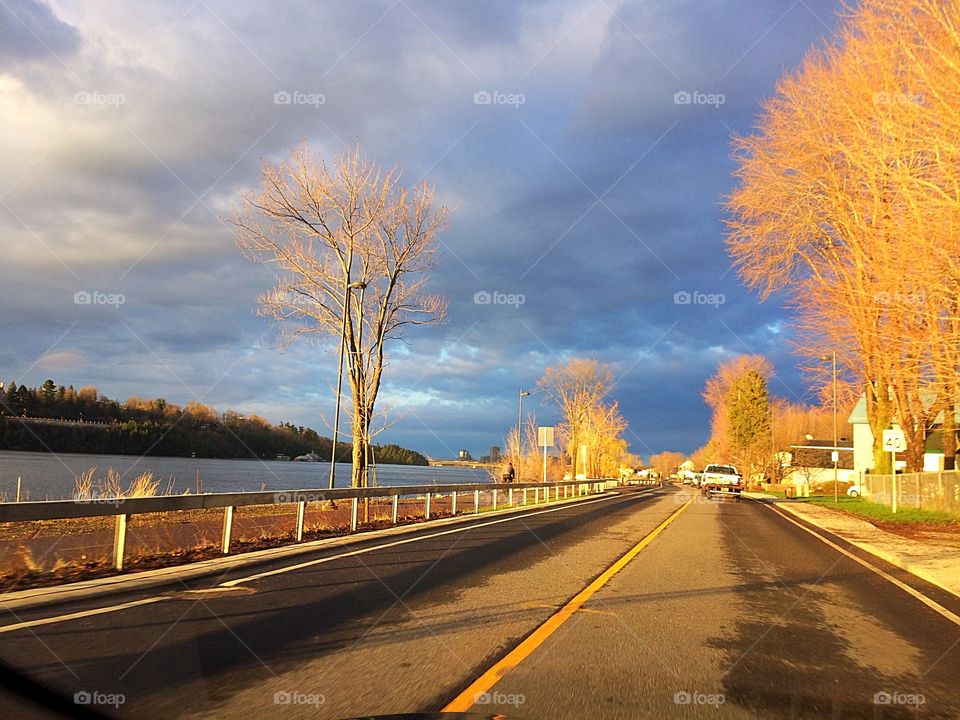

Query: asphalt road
<box><xmin>1</xmin><ymin>485</ymin><xmax>958</xmax><ymax>719</ymax></box>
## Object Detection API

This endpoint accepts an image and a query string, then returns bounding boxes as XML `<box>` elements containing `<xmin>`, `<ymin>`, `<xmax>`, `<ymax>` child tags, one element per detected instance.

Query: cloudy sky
<box><xmin>0</xmin><ymin>0</ymin><xmax>844</xmax><ymax>460</ymax></box>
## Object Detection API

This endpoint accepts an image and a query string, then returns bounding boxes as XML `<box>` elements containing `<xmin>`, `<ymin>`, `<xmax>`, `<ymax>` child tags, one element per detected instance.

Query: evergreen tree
<box><xmin>727</xmin><ymin>370</ymin><xmax>771</xmax><ymax>457</ymax></box>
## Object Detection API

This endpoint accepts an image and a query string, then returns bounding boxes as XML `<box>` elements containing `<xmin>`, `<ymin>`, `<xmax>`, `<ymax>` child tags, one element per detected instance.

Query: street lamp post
<box><xmin>329</xmin><ymin>280</ymin><xmax>367</xmax><ymax>490</ymax></box>
<box><xmin>518</xmin><ymin>389</ymin><xmax>531</xmax><ymax>483</ymax></box>
<box><xmin>821</xmin><ymin>351</ymin><xmax>839</xmax><ymax>503</ymax></box>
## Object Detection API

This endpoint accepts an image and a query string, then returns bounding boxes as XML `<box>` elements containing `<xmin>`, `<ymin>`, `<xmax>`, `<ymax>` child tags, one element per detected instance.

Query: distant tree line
<box><xmin>0</xmin><ymin>380</ymin><xmax>428</xmax><ymax>465</ymax></box>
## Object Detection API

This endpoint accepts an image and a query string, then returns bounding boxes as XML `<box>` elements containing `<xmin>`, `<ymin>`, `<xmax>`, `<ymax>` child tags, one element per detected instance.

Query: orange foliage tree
<box><xmin>726</xmin><ymin>0</ymin><xmax>960</xmax><ymax>471</ymax></box>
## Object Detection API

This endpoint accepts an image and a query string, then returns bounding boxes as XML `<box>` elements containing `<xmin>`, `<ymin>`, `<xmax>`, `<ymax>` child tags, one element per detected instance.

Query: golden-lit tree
<box><xmin>538</xmin><ymin>359</ymin><xmax>615</xmax><ymax>476</ymax></box>
<box><xmin>184</xmin><ymin>400</ymin><xmax>218</xmax><ymax>423</ymax></box>
<box><xmin>702</xmin><ymin>355</ymin><xmax>773</xmax><ymax>463</ymax></box>
<box><xmin>648</xmin><ymin>451</ymin><xmax>687</xmax><ymax>476</ymax></box>
<box><xmin>234</xmin><ymin>144</ymin><xmax>447</xmax><ymax>487</ymax></box>
<box><xmin>726</xmin><ymin>0</ymin><xmax>960</xmax><ymax>472</ymax></box>
<box><xmin>503</xmin><ymin>414</ymin><xmax>555</xmax><ymax>482</ymax></box>
<box><xmin>689</xmin><ymin>445</ymin><xmax>711</xmax><ymax>471</ymax></box>
<box><xmin>582</xmin><ymin>400</ymin><xmax>629</xmax><ymax>478</ymax></box>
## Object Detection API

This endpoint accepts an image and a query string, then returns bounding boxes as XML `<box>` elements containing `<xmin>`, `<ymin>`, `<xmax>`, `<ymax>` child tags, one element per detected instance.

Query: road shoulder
<box><xmin>751</xmin><ymin>494</ymin><xmax>960</xmax><ymax>598</ymax></box>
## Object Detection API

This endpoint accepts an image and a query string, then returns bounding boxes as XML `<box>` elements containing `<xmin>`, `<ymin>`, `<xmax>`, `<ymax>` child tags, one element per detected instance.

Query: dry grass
<box><xmin>17</xmin><ymin>546</ymin><xmax>41</xmax><ymax>573</ymax></box>
<box><xmin>72</xmin><ymin>467</ymin><xmax>162</xmax><ymax>501</ymax></box>
<box><xmin>73</xmin><ymin>467</ymin><xmax>96</xmax><ymax>500</ymax></box>
<box><xmin>126</xmin><ymin>471</ymin><xmax>161</xmax><ymax>498</ymax></box>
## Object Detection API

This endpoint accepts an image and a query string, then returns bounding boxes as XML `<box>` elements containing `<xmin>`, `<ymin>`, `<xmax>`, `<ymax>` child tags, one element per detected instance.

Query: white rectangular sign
<box><xmin>882</xmin><ymin>428</ymin><xmax>907</xmax><ymax>452</ymax></box>
<box><xmin>538</xmin><ymin>426</ymin><xmax>555</xmax><ymax>448</ymax></box>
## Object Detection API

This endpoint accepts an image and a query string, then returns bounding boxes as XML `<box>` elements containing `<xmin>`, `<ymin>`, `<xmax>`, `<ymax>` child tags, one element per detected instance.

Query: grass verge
<box><xmin>803</xmin><ymin>494</ymin><xmax>959</xmax><ymax>526</ymax></box>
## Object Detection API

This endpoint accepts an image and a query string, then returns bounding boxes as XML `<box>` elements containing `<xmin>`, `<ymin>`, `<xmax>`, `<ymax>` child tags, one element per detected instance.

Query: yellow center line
<box><xmin>442</xmin><ymin>495</ymin><xmax>694</xmax><ymax>713</ymax></box>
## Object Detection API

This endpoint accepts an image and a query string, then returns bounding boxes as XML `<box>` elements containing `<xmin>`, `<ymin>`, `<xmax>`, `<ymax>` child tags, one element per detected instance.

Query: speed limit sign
<box><xmin>882</xmin><ymin>428</ymin><xmax>907</xmax><ymax>452</ymax></box>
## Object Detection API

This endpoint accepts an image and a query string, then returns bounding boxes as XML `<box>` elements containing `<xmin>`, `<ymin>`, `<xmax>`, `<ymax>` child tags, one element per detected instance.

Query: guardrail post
<box><xmin>426</xmin><ymin>492</ymin><xmax>432</xmax><ymax>519</ymax></box>
<box><xmin>508</xmin><ymin>488</ymin><xmax>513</xmax><ymax>506</ymax></box>
<box><xmin>534</xmin><ymin>487</ymin><xmax>540</xmax><ymax>504</ymax></box>
<box><xmin>351</xmin><ymin>497</ymin><xmax>359</xmax><ymax>531</ymax></box>
<box><xmin>392</xmin><ymin>495</ymin><xmax>399</xmax><ymax>524</ymax></box>
<box><xmin>474</xmin><ymin>489</ymin><xmax>480</xmax><ymax>513</ymax></box>
<box><xmin>492</xmin><ymin>489</ymin><xmax>497</xmax><ymax>510</ymax></box>
<box><xmin>523</xmin><ymin>488</ymin><xmax>528</xmax><ymax>505</ymax></box>
<box><xmin>112</xmin><ymin>513</ymin><xmax>128</xmax><ymax>570</ymax></box>
<box><xmin>221</xmin><ymin>506</ymin><xmax>234</xmax><ymax>554</ymax></box>
<box><xmin>451</xmin><ymin>491</ymin><xmax>457</xmax><ymax>515</ymax></box>
<box><xmin>295</xmin><ymin>500</ymin><xmax>306</xmax><ymax>542</ymax></box>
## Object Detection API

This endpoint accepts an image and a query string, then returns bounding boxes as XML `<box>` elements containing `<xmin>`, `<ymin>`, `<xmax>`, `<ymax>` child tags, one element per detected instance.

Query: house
<box><xmin>847</xmin><ymin>394</ymin><xmax>960</xmax><ymax>473</ymax></box>
<box><xmin>782</xmin><ymin>438</ymin><xmax>855</xmax><ymax>489</ymax></box>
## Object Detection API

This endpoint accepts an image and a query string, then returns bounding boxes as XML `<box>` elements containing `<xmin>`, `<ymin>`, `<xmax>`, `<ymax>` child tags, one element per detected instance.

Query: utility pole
<box><xmin>518</xmin><ymin>389</ymin><xmax>530</xmax><ymax>483</ymax></box>
<box><xmin>821</xmin><ymin>351</ymin><xmax>839</xmax><ymax>503</ymax></box>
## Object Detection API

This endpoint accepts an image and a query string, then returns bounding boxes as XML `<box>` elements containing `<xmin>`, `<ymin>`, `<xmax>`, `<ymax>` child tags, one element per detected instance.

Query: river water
<box><xmin>0</xmin><ymin>451</ymin><xmax>492</xmax><ymax>501</ymax></box>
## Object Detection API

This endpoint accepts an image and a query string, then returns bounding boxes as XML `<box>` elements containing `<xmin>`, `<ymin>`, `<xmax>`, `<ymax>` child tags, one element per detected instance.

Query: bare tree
<box><xmin>582</xmin><ymin>400</ymin><xmax>628</xmax><ymax>478</ymax></box>
<box><xmin>726</xmin><ymin>0</ymin><xmax>960</xmax><ymax>471</ymax></box>
<box><xmin>648</xmin><ymin>451</ymin><xmax>687</xmax><ymax>477</ymax></box>
<box><xmin>234</xmin><ymin>144</ymin><xmax>447</xmax><ymax>487</ymax></box>
<box><xmin>538</xmin><ymin>359</ymin><xmax>615</xmax><ymax>477</ymax></box>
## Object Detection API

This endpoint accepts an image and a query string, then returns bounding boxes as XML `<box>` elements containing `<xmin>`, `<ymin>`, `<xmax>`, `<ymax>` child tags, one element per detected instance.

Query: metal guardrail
<box><xmin>0</xmin><ymin>480</ymin><xmax>613</xmax><ymax>571</ymax></box>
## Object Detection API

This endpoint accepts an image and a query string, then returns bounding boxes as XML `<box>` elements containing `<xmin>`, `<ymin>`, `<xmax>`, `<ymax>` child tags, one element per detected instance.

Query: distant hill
<box><xmin>0</xmin><ymin>379</ymin><xmax>428</xmax><ymax>465</ymax></box>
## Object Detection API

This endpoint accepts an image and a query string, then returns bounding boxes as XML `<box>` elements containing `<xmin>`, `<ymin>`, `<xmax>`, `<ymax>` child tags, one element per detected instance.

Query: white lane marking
<box><xmin>0</xmin><ymin>597</ymin><xmax>166</xmax><ymax>635</ymax></box>
<box><xmin>760</xmin><ymin>501</ymin><xmax>960</xmax><ymax>627</ymax></box>
<box><xmin>0</xmin><ymin>488</ymin><xmax>655</xmax><ymax>633</ymax></box>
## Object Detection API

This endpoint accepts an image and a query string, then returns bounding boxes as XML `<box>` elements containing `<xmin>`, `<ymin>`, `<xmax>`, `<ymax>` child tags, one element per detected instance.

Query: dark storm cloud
<box><xmin>0</xmin><ymin>0</ymin><xmax>79</xmax><ymax>65</ymax></box>
<box><xmin>0</xmin><ymin>0</ymin><xmax>843</xmax><ymax>458</ymax></box>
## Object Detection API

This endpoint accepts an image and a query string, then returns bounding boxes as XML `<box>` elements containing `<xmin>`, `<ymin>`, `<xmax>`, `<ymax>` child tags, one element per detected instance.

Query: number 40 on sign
<box><xmin>882</xmin><ymin>428</ymin><xmax>906</xmax><ymax>452</ymax></box>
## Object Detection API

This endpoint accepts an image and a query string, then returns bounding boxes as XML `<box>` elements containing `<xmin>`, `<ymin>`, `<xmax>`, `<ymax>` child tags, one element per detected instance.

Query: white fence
<box><xmin>861</xmin><ymin>471</ymin><xmax>960</xmax><ymax>514</ymax></box>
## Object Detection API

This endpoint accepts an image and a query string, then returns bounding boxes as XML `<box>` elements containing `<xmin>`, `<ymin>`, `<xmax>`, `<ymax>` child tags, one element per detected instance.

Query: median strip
<box><xmin>442</xmin><ymin>495</ymin><xmax>694</xmax><ymax>713</ymax></box>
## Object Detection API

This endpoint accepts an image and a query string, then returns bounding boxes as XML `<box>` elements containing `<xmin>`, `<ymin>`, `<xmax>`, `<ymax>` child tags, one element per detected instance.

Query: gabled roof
<box><xmin>847</xmin><ymin>393</ymin><xmax>960</xmax><ymax>426</ymax></box>
<box><xmin>848</xmin><ymin>395</ymin><xmax>868</xmax><ymax>424</ymax></box>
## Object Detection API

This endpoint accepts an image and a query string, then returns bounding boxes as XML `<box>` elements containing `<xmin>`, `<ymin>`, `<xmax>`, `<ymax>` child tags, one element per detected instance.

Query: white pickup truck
<box><xmin>700</xmin><ymin>464</ymin><xmax>743</xmax><ymax>500</ymax></box>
